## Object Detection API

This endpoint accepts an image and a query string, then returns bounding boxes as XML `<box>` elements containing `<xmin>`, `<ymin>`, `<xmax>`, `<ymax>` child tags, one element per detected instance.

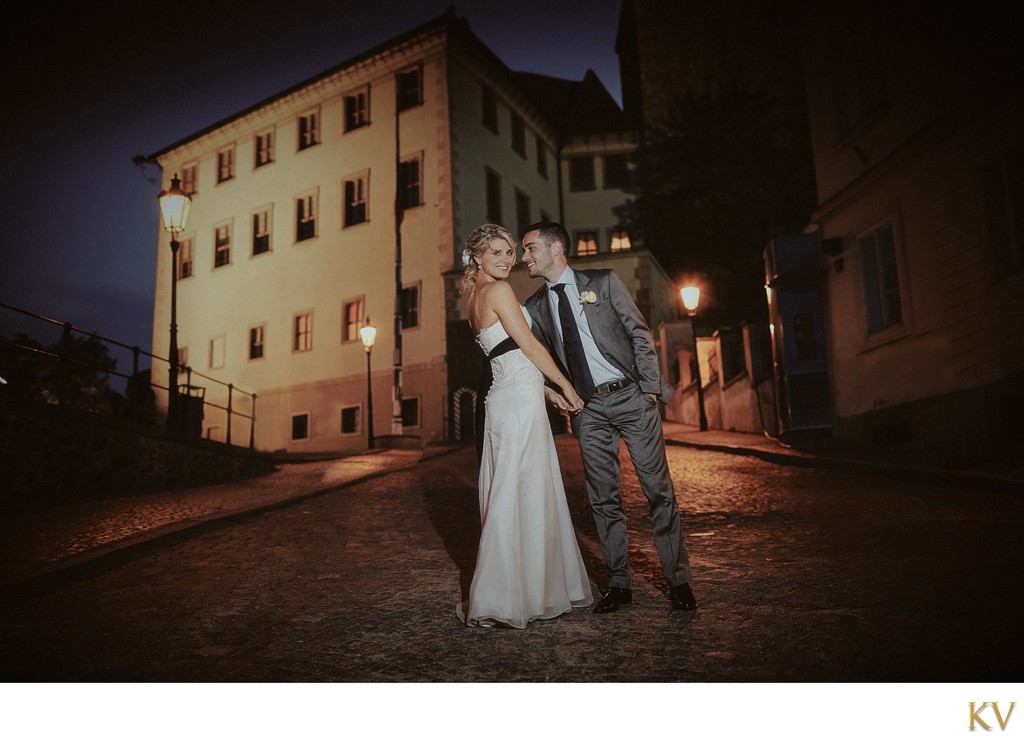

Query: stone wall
<box><xmin>0</xmin><ymin>394</ymin><xmax>277</xmax><ymax>508</ymax></box>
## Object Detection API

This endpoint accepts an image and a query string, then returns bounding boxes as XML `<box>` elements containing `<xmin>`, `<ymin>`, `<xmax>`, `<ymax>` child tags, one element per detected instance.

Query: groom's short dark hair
<box><xmin>523</xmin><ymin>221</ymin><xmax>570</xmax><ymax>254</ymax></box>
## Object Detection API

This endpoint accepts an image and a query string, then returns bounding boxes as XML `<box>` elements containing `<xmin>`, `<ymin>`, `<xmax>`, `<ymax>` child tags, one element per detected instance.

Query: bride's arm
<box><xmin>484</xmin><ymin>282</ymin><xmax>583</xmax><ymax>411</ymax></box>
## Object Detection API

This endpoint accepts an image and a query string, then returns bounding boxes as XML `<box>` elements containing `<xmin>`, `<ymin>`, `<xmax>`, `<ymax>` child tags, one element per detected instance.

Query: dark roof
<box><xmin>138</xmin><ymin>7</ymin><xmax>628</xmax><ymax>164</ymax></box>
<box><xmin>511</xmin><ymin>69</ymin><xmax>629</xmax><ymax>136</ymax></box>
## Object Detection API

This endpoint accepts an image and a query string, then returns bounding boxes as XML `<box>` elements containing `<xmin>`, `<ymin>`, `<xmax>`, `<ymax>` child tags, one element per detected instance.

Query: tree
<box><xmin>0</xmin><ymin>329</ymin><xmax>126</xmax><ymax>414</ymax></box>
<box><xmin>632</xmin><ymin>81</ymin><xmax>817</xmax><ymax>329</ymax></box>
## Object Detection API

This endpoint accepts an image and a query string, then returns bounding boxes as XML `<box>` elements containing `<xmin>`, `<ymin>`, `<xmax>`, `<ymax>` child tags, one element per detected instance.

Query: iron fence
<box><xmin>0</xmin><ymin>301</ymin><xmax>256</xmax><ymax>449</ymax></box>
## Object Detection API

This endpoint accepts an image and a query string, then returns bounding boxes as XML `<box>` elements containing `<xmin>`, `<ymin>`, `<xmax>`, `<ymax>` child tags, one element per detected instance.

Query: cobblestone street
<box><xmin>1</xmin><ymin>435</ymin><xmax>1022</xmax><ymax>683</ymax></box>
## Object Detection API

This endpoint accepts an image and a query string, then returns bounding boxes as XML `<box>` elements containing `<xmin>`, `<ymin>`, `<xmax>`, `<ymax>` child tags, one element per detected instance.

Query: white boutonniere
<box><xmin>579</xmin><ymin>290</ymin><xmax>597</xmax><ymax>315</ymax></box>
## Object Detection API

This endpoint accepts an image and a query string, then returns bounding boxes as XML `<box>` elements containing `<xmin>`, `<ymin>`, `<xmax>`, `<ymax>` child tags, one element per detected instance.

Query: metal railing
<box><xmin>0</xmin><ymin>301</ymin><xmax>256</xmax><ymax>449</ymax></box>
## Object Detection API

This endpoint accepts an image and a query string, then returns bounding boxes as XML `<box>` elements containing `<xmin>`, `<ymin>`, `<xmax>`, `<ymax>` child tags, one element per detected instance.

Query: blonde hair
<box><xmin>461</xmin><ymin>223</ymin><xmax>516</xmax><ymax>293</ymax></box>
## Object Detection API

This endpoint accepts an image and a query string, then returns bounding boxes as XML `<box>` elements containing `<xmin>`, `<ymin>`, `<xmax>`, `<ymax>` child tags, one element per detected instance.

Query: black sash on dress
<box><xmin>475</xmin><ymin>336</ymin><xmax>521</xmax><ymax>465</ymax></box>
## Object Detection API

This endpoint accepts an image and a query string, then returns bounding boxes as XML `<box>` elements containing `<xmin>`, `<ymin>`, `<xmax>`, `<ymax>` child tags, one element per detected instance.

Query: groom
<box><xmin>521</xmin><ymin>221</ymin><xmax>696</xmax><ymax>613</ymax></box>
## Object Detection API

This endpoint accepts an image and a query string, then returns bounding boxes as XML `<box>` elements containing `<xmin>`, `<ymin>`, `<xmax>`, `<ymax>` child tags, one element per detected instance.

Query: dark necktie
<box><xmin>552</xmin><ymin>283</ymin><xmax>596</xmax><ymax>401</ymax></box>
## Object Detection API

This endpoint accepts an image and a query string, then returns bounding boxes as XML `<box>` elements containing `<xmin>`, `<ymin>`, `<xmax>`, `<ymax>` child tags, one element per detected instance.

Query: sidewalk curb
<box><xmin>0</xmin><ymin>446</ymin><xmax>461</xmax><ymax>607</ymax></box>
<box><xmin>665</xmin><ymin>438</ymin><xmax>1024</xmax><ymax>498</ymax></box>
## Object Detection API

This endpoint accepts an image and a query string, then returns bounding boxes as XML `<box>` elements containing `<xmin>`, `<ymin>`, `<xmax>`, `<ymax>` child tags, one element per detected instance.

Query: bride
<box><xmin>456</xmin><ymin>223</ymin><xmax>594</xmax><ymax>628</ymax></box>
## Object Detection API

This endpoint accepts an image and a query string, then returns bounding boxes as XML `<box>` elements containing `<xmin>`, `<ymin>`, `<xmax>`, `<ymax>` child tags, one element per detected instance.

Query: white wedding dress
<box><xmin>457</xmin><ymin>306</ymin><xmax>594</xmax><ymax>628</ymax></box>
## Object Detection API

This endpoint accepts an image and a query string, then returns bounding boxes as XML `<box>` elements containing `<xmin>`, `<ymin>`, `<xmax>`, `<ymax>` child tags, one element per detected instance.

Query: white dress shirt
<box><xmin>546</xmin><ymin>266</ymin><xmax>624</xmax><ymax>386</ymax></box>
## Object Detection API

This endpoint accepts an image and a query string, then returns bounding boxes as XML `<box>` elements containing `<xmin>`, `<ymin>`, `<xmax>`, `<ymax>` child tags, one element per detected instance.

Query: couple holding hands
<box><xmin>456</xmin><ymin>221</ymin><xmax>696</xmax><ymax>629</ymax></box>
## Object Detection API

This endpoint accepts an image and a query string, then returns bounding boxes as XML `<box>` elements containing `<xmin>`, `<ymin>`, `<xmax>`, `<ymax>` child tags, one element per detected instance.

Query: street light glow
<box><xmin>680</xmin><ymin>286</ymin><xmax>700</xmax><ymax>314</ymax></box>
<box><xmin>158</xmin><ymin>174</ymin><xmax>191</xmax><ymax>237</ymax></box>
<box><xmin>360</xmin><ymin>318</ymin><xmax>377</xmax><ymax>350</ymax></box>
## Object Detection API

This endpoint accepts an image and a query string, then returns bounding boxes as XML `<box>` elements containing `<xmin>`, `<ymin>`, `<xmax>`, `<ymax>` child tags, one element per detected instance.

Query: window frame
<box><xmin>249</xmin><ymin>324</ymin><xmax>266</xmax><ymax>361</ymax></box>
<box><xmin>510</xmin><ymin>112</ymin><xmax>526</xmax><ymax>158</ymax></box>
<box><xmin>297</xmin><ymin>108</ymin><xmax>321</xmax><ymax>151</ymax></box>
<box><xmin>176</xmin><ymin>235</ymin><xmax>194</xmax><ymax>279</ymax></box>
<box><xmin>252</xmin><ymin>206</ymin><xmax>273</xmax><ymax>256</ymax></box>
<box><xmin>216</xmin><ymin>145</ymin><xmax>236</xmax><ymax>184</ymax></box>
<box><xmin>609</xmin><ymin>227</ymin><xmax>632</xmax><ymax>253</ymax></box>
<box><xmin>485</xmin><ymin>168</ymin><xmax>502</xmax><ymax>224</ymax></box>
<box><xmin>340</xmin><ymin>405</ymin><xmax>362</xmax><ymax>435</ymax></box>
<box><xmin>341</xmin><ymin>297</ymin><xmax>365</xmax><ymax>344</ymax></box>
<box><xmin>291</xmin><ymin>413</ymin><xmax>310</xmax><ymax>442</ymax></box>
<box><xmin>344</xmin><ymin>86</ymin><xmax>371</xmax><ymax>132</ymax></box>
<box><xmin>481</xmin><ymin>85</ymin><xmax>499</xmax><ymax>134</ymax></box>
<box><xmin>569</xmin><ymin>155</ymin><xmax>596</xmax><ymax>192</ymax></box>
<box><xmin>181</xmin><ymin>164</ymin><xmax>198</xmax><ymax>195</ymax></box>
<box><xmin>603</xmin><ymin>153</ymin><xmax>630</xmax><ymax>190</ymax></box>
<box><xmin>855</xmin><ymin>215</ymin><xmax>910</xmax><ymax>346</ymax></box>
<box><xmin>213</xmin><ymin>222</ymin><xmax>232</xmax><ymax>268</ymax></box>
<box><xmin>254</xmin><ymin>129</ymin><xmax>275</xmax><ymax>169</ymax></box>
<box><xmin>209</xmin><ymin>334</ymin><xmax>226</xmax><ymax>370</ymax></box>
<box><xmin>396</xmin><ymin>64</ymin><xmax>423</xmax><ymax>113</ymax></box>
<box><xmin>536</xmin><ymin>136</ymin><xmax>548</xmax><ymax>178</ymax></box>
<box><xmin>343</xmin><ymin>171</ymin><xmax>370</xmax><ymax>227</ymax></box>
<box><xmin>295</xmin><ymin>190</ymin><xmax>318</xmax><ymax>243</ymax></box>
<box><xmin>293</xmin><ymin>311</ymin><xmax>314</xmax><ymax>353</ymax></box>
<box><xmin>400</xmin><ymin>282</ymin><xmax>421</xmax><ymax>331</ymax></box>
<box><xmin>398</xmin><ymin>153</ymin><xmax>423</xmax><ymax>211</ymax></box>
<box><xmin>574</xmin><ymin>229</ymin><xmax>599</xmax><ymax>256</ymax></box>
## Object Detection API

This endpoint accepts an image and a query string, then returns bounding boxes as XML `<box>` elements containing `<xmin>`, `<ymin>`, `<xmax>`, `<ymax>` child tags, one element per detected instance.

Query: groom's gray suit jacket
<box><xmin>524</xmin><ymin>268</ymin><xmax>675</xmax><ymax>404</ymax></box>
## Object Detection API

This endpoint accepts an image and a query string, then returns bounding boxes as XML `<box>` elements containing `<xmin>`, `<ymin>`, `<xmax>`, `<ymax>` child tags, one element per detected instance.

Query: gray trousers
<box><xmin>572</xmin><ymin>383</ymin><xmax>692</xmax><ymax>589</ymax></box>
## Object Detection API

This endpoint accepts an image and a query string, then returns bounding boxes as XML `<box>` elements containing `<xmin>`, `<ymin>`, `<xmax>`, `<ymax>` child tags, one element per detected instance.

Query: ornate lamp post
<box><xmin>680</xmin><ymin>286</ymin><xmax>708</xmax><ymax>432</ymax></box>
<box><xmin>359</xmin><ymin>317</ymin><xmax>377</xmax><ymax>450</ymax></box>
<box><xmin>158</xmin><ymin>173</ymin><xmax>192</xmax><ymax>431</ymax></box>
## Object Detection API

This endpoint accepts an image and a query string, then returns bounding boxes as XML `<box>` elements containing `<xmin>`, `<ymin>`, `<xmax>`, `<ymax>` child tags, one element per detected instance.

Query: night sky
<box><xmin>0</xmin><ymin>0</ymin><xmax>623</xmax><ymax>370</ymax></box>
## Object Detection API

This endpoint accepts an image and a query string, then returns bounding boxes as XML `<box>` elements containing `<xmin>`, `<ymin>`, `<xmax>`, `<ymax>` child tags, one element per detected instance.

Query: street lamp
<box><xmin>680</xmin><ymin>286</ymin><xmax>708</xmax><ymax>432</ymax></box>
<box><xmin>158</xmin><ymin>173</ymin><xmax>192</xmax><ymax>431</ymax></box>
<box><xmin>359</xmin><ymin>317</ymin><xmax>377</xmax><ymax>450</ymax></box>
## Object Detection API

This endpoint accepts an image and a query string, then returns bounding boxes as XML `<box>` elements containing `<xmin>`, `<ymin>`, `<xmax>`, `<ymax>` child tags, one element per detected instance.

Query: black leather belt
<box><xmin>593</xmin><ymin>378</ymin><xmax>632</xmax><ymax>395</ymax></box>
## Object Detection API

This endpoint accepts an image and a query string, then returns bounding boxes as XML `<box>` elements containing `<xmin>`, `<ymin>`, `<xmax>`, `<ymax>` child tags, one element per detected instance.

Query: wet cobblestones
<box><xmin>1</xmin><ymin>436</ymin><xmax>1022</xmax><ymax>682</ymax></box>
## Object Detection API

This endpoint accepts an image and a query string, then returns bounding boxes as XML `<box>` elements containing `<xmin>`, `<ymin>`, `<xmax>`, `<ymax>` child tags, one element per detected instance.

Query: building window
<box><xmin>396</xmin><ymin>65</ymin><xmax>422</xmax><ymax>112</ymax></box>
<box><xmin>510</xmin><ymin>112</ymin><xmax>526</xmax><ymax>157</ymax></box>
<box><xmin>181</xmin><ymin>164</ymin><xmax>197</xmax><ymax>195</ymax></box>
<box><xmin>575</xmin><ymin>230</ymin><xmax>599</xmax><ymax>256</ymax></box>
<box><xmin>345</xmin><ymin>86</ymin><xmax>370</xmax><ymax>132</ymax></box>
<box><xmin>294</xmin><ymin>312</ymin><xmax>313</xmax><ymax>352</ymax></box>
<box><xmin>296</xmin><ymin>191</ymin><xmax>317</xmax><ymax>242</ymax></box>
<box><xmin>515</xmin><ymin>189</ymin><xmax>530</xmax><ymax>240</ymax></box>
<box><xmin>252</xmin><ymin>208</ymin><xmax>272</xmax><ymax>255</ymax></box>
<box><xmin>214</xmin><ymin>224</ymin><xmax>231</xmax><ymax>268</ymax></box>
<box><xmin>482</xmin><ymin>85</ymin><xmax>498</xmax><ymax>133</ymax></box>
<box><xmin>249</xmin><ymin>325</ymin><xmax>265</xmax><ymax>360</ymax></box>
<box><xmin>342</xmin><ymin>298</ymin><xmax>364</xmax><ymax>343</ymax></box>
<box><xmin>298</xmin><ymin>109</ymin><xmax>320</xmax><ymax>150</ymax></box>
<box><xmin>979</xmin><ymin>143</ymin><xmax>1024</xmax><ymax>279</ymax></box>
<box><xmin>209</xmin><ymin>335</ymin><xmax>226</xmax><ymax>369</ymax></box>
<box><xmin>603</xmin><ymin>153</ymin><xmax>630</xmax><ymax>190</ymax></box>
<box><xmin>217</xmin><ymin>146</ymin><xmax>235</xmax><ymax>183</ymax></box>
<box><xmin>177</xmin><ymin>236</ymin><xmax>194</xmax><ymax>279</ymax></box>
<box><xmin>540</xmin><ymin>209</ymin><xmax>551</xmax><ymax>223</ymax></box>
<box><xmin>485</xmin><ymin>168</ymin><xmax>502</xmax><ymax>224</ymax></box>
<box><xmin>859</xmin><ymin>223</ymin><xmax>902</xmax><ymax>334</ymax></box>
<box><xmin>400</xmin><ymin>283</ymin><xmax>420</xmax><ymax>330</ymax></box>
<box><xmin>569</xmin><ymin>156</ymin><xmax>596</xmax><ymax>192</ymax></box>
<box><xmin>255</xmin><ymin>130</ymin><xmax>274</xmax><ymax>168</ymax></box>
<box><xmin>341</xmin><ymin>405</ymin><xmax>361</xmax><ymax>434</ymax></box>
<box><xmin>401</xmin><ymin>397</ymin><xmax>419</xmax><ymax>428</ymax></box>
<box><xmin>291</xmin><ymin>413</ymin><xmax>309</xmax><ymax>441</ymax></box>
<box><xmin>609</xmin><ymin>228</ymin><xmax>631</xmax><ymax>253</ymax></box>
<box><xmin>344</xmin><ymin>173</ymin><xmax>369</xmax><ymax>227</ymax></box>
<box><xmin>398</xmin><ymin>155</ymin><xmax>422</xmax><ymax>211</ymax></box>
<box><xmin>536</xmin><ymin>136</ymin><xmax>548</xmax><ymax>178</ymax></box>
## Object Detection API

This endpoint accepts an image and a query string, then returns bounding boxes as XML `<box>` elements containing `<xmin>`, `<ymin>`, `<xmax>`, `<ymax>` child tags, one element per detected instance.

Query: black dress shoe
<box><xmin>593</xmin><ymin>587</ymin><xmax>632</xmax><ymax>613</ymax></box>
<box><xmin>669</xmin><ymin>583</ymin><xmax>697</xmax><ymax>611</ymax></box>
